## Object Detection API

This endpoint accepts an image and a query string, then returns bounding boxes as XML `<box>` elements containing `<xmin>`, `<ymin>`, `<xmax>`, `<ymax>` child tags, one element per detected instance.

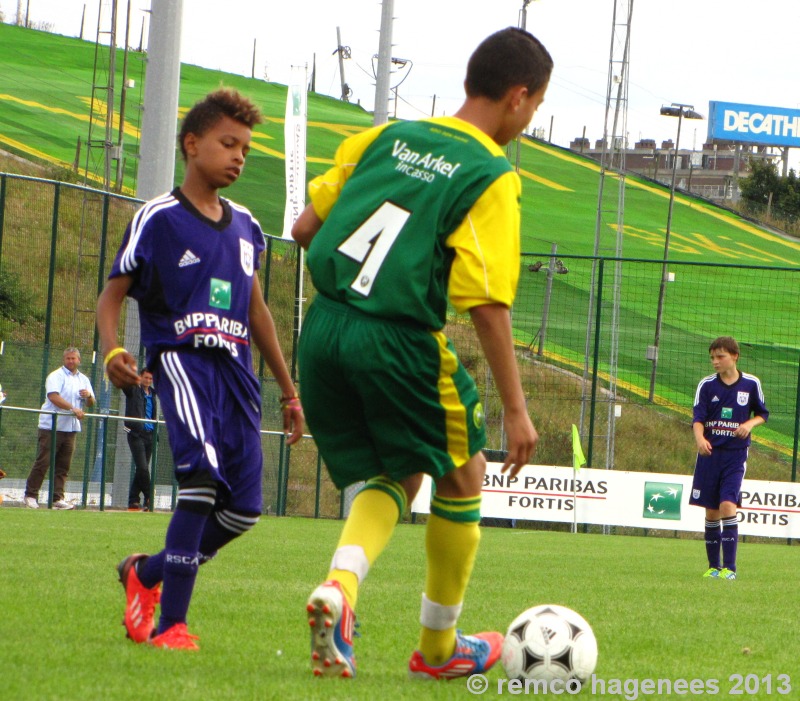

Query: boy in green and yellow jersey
<box><xmin>292</xmin><ymin>27</ymin><xmax>552</xmax><ymax>680</ymax></box>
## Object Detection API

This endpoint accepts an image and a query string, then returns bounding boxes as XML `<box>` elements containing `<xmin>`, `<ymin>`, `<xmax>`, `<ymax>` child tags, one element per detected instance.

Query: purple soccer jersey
<box><xmin>110</xmin><ymin>188</ymin><xmax>265</xmax><ymax>372</ymax></box>
<box><xmin>692</xmin><ymin>371</ymin><xmax>768</xmax><ymax>450</ymax></box>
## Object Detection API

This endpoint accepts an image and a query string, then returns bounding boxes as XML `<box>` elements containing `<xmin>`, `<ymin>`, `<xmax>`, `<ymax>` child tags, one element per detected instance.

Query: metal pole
<box><xmin>99</xmin><ymin>415</ymin><xmax>108</xmax><ymax>511</ymax></box>
<box><xmin>514</xmin><ymin>1</ymin><xmax>533</xmax><ymax>172</ymax></box>
<box><xmin>48</xmin><ymin>414</ymin><xmax>57</xmax><ymax>508</ymax></box>
<box><xmin>137</xmin><ymin>0</ymin><xmax>183</xmax><ymax>200</ymax></box>
<box><xmin>587</xmin><ymin>258</ymin><xmax>605</xmax><ymax>467</ymax></box>
<box><xmin>314</xmin><ymin>453</ymin><xmax>323</xmax><ymax>518</ymax></box>
<box><xmin>648</xmin><ymin>109</ymin><xmax>684</xmax><ymax>402</ymax></box>
<box><xmin>336</xmin><ymin>27</ymin><xmax>348</xmax><ymax>101</ymax></box>
<box><xmin>115</xmin><ymin>0</ymin><xmax>132</xmax><ymax>191</ymax></box>
<box><xmin>277</xmin><ymin>434</ymin><xmax>287</xmax><ymax>516</ymax></box>
<box><xmin>792</xmin><ymin>354</ymin><xmax>800</xmax><ymax>482</ymax></box>
<box><xmin>104</xmin><ymin>0</ymin><xmax>118</xmax><ymax>191</ymax></box>
<box><xmin>537</xmin><ymin>243</ymin><xmax>558</xmax><ymax>357</ymax></box>
<box><xmin>149</xmin><ymin>425</ymin><xmax>160</xmax><ymax>511</ymax></box>
<box><xmin>0</xmin><ymin>175</ymin><xmax>6</xmax><ymax>267</ymax></box>
<box><xmin>373</xmin><ymin>0</ymin><xmax>394</xmax><ymax>125</ymax></box>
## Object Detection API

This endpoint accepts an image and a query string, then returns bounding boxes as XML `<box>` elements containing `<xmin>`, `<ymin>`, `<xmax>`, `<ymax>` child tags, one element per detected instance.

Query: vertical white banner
<box><xmin>282</xmin><ymin>65</ymin><xmax>308</xmax><ymax>239</ymax></box>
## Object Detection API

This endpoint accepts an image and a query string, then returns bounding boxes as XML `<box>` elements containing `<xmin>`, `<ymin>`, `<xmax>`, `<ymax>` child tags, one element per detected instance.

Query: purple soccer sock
<box><xmin>721</xmin><ymin>516</ymin><xmax>739</xmax><ymax>571</ymax></box>
<box><xmin>157</xmin><ymin>508</ymin><xmax>209</xmax><ymax>633</ymax></box>
<box><xmin>704</xmin><ymin>519</ymin><xmax>721</xmax><ymax>569</ymax></box>
<box><xmin>136</xmin><ymin>552</ymin><xmax>164</xmax><ymax>589</ymax></box>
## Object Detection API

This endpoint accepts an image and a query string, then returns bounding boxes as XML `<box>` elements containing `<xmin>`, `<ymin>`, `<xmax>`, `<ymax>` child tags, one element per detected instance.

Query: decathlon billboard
<box><xmin>708</xmin><ymin>101</ymin><xmax>800</xmax><ymax>147</ymax></box>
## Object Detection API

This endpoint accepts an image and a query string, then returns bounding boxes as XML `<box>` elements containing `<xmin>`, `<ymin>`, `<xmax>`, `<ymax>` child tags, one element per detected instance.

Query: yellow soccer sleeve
<box><xmin>446</xmin><ymin>170</ymin><xmax>522</xmax><ymax>313</ymax></box>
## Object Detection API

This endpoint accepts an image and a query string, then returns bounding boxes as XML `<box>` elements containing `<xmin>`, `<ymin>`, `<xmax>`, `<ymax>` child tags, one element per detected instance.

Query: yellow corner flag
<box><xmin>572</xmin><ymin>424</ymin><xmax>586</xmax><ymax>471</ymax></box>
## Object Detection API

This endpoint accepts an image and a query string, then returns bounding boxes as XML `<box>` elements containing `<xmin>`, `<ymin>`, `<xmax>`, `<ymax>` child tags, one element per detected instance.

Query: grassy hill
<box><xmin>2</xmin><ymin>22</ymin><xmax>799</xmax><ymax>262</ymax></box>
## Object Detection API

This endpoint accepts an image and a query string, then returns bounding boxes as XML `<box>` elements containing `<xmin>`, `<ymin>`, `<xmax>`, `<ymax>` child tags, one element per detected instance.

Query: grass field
<box><xmin>1</xmin><ymin>509</ymin><xmax>798</xmax><ymax>701</ymax></box>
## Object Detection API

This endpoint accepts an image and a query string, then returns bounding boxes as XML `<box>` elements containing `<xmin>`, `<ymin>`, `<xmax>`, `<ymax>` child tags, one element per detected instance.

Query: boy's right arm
<box><xmin>693</xmin><ymin>421</ymin><xmax>712</xmax><ymax>455</ymax></box>
<box><xmin>96</xmin><ymin>275</ymin><xmax>140</xmax><ymax>389</ymax></box>
<box><xmin>469</xmin><ymin>303</ymin><xmax>538</xmax><ymax>476</ymax></box>
<box><xmin>291</xmin><ymin>204</ymin><xmax>323</xmax><ymax>250</ymax></box>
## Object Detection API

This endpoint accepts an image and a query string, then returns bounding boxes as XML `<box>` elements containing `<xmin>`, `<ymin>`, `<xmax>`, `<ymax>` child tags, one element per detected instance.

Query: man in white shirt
<box><xmin>24</xmin><ymin>347</ymin><xmax>95</xmax><ymax>509</ymax></box>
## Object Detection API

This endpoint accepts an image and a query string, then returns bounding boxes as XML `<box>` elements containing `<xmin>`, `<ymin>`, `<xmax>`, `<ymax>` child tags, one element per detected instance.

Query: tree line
<box><xmin>739</xmin><ymin>160</ymin><xmax>800</xmax><ymax>230</ymax></box>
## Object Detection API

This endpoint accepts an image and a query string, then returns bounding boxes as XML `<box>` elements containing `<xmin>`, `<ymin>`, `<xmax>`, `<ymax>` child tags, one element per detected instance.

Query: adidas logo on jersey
<box><xmin>178</xmin><ymin>250</ymin><xmax>201</xmax><ymax>267</ymax></box>
<box><xmin>712</xmin><ymin>395</ymin><xmax>720</xmax><ymax>402</ymax></box>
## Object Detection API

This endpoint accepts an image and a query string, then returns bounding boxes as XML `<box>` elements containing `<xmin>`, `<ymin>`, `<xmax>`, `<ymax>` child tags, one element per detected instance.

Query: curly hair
<box><xmin>178</xmin><ymin>88</ymin><xmax>263</xmax><ymax>160</ymax></box>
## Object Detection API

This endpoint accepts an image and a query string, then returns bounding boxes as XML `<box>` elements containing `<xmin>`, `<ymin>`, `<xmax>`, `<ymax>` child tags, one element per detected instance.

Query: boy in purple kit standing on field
<box><xmin>691</xmin><ymin>337</ymin><xmax>768</xmax><ymax>581</ymax></box>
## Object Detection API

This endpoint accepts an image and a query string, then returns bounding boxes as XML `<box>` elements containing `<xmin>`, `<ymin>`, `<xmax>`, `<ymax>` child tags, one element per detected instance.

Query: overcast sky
<box><xmin>3</xmin><ymin>0</ymin><xmax>799</xmax><ymax>168</ymax></box>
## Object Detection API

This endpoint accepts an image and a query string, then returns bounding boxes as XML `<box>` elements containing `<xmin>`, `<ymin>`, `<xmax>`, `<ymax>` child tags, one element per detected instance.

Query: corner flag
<box><xmin>572</xmin><ymin>424</ymin><xmax>586</xmax><ymax>471</ymax></box>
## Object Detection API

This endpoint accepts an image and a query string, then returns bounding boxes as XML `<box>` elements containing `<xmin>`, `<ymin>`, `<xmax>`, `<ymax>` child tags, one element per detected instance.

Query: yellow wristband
<box><xmin>104</xmin><ymin>347</ymin><xmax>127</xmax><ymax>368</ymax></box>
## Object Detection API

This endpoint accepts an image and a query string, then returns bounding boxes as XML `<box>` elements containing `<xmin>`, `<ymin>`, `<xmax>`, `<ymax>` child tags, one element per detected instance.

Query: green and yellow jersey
<box><xmin>307</xmin><ymin>116</ymin><xmax>522</xmax><ymax>329</ymax></box>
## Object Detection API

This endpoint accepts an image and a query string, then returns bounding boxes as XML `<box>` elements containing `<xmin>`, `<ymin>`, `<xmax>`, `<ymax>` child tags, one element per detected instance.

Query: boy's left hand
<box><xmin>106</xmin><ymin>351</ymin><xmax>140</xmax><ymax>389</ymax></box>
<box><xmin>282</xmin><ymin>397</ymin><xmax>304</xmax><ymax>445</ymax></box>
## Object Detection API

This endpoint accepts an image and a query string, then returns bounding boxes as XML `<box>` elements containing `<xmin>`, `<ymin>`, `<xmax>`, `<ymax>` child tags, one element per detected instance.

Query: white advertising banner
<box><xmin>282</xmin><ymin>66</ymin><xmax>307</xmax><ymax>239</ymax></box>
<box><xmin>411</xmin><ymin>463</ymin><xmax>800</xmax><ymax>539</ymax></box>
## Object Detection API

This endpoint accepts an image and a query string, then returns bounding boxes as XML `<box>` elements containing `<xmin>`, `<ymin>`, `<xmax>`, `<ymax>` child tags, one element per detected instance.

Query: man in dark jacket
<box><xmin>123</xmin><ymin>368</ymin><xmax>157</xmax><ymax>510</ymax></box>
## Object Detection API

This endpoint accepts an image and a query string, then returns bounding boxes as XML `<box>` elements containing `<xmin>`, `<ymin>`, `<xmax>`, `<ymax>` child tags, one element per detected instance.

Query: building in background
<box><xmin>570</xmin><ymin>101</ymin><xmax>799</xmax><ymax>206</ymax></box>
<box><xmin>569</xmin><ymin>136</ymin><xmax>781</xmax><ymax>204</ymax></box>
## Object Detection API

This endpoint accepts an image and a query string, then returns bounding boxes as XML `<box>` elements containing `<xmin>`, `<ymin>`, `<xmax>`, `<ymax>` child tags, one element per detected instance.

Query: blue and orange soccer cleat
<box><xmin>306</xmin><ymin>580</ymin><xmax>356</xmax><ymax>678</ymax></box>
<box><xmin>117</xmin><ymin>554</ymin><xmax>161</xmax><ymax>643</ymax></box>
<box><xmin>408</xmin><ymin>630</ymin><xmax>504</xmax><ymax>680</ymax></box>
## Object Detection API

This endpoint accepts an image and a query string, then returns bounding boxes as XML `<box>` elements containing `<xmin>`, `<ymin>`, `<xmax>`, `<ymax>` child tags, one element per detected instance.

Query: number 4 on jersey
<box><xmin>336</xmin><ymin>201</ymin><xmax>411</xmax><ymax>297</ymax></box>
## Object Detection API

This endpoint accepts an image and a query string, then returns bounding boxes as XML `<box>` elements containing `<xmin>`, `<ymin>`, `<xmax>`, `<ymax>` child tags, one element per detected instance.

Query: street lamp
<box><xmin>512</xmin><ymin>1</ymin><xmax>540</xmax><ymax>172</ymax></box>
<box><xmin>647</xmin><ymin>103</ymin><xmax>704</xmax><ymax>402</ymax></box>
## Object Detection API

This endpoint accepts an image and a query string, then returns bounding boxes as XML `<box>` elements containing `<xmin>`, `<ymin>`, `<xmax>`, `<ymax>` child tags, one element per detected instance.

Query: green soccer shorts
<box><xmin>298</xmin><ymin>295</ymin><xmax>486</xmax><ymax>489</ymax></box>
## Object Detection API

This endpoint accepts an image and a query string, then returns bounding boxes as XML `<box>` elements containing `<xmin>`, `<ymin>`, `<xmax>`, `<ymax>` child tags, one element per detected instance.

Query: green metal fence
<box><xmin>0</xmin><ymin>173</ymin><xmax>796</xmax><ymax>515</ymax></box>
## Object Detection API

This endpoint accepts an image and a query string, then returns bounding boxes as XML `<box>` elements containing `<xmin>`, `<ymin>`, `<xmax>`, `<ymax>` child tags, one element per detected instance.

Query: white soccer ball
<box><xmin>501</xmin><ymin>604</ymin><xmax>597</xmax><ymax>682</ymax></box>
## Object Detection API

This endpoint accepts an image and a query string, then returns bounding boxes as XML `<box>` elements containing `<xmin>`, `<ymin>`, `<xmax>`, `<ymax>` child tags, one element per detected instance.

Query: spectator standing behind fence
<box><xmin>23</xmin><ymin>347</ymin><xmax>95</xmax><ymax>510</ymax></box>
<box><xmin>123</xmin><ymin>368</ymin><xmax>157</xmax><ymax>512</ymax></box>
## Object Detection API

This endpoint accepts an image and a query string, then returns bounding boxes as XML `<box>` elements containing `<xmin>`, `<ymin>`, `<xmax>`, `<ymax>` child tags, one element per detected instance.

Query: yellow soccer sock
<box><xmin>326</xmin><ymin>477</ymin><xmax>406</xmax><ymax>609</ymax></box>
<box><xmin>326</xmin><ymin>569</ymin><xmax>361</xmax><ymax>612</ymax></box>
<box><xmin>418</xmin><ymin>628</ymin><xmax>454</xmax><ymax>667</ymax></box>
<box><xmin>418</xmin><ymin>496</ymin><xmax>481</xmax><ymax>665</ymax></box>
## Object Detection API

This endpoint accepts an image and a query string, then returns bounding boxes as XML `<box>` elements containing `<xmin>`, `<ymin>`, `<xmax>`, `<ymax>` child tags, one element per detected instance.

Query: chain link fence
<box><xmin>0</xmin><ymin>173</ymin><xmax>797</xmax><ymax>514</ymax></box>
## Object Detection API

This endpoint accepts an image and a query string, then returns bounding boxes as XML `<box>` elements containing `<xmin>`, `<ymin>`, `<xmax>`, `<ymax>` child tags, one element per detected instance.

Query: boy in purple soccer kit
<box><xmin>691</xmin><ymin>337</ymin><xmax>768</xmax><ymax>580</ymax></box>
<box><xmin>97</xmin><ymin>89</ymin><xmax>303</xmax><ymax>649</ymax></box>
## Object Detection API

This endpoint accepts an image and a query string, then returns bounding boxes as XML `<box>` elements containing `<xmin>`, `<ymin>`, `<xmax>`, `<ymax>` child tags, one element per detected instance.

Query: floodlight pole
<box><xmin>519</xmin><ymin>0</ymin><xmax>535</xmax><ymax>29</ymax></box>
<box><xmin>513</xmin><ymin>0</ymin><xmax>538</xmax><ymax>172</ymax></box>
<box><xmin>647</xmin><ymin>103</ymin><xmax>702</xmax><ymax>401</ymax></box>
<box><xmin>373</xmin><ymin>0</ymin><xmax>394</xmax><ymax>125</ymax></box>
<box><xmin>137</xmin><ymin>0</ymin><xmax>183</xmax><ymax>200</ymax></box>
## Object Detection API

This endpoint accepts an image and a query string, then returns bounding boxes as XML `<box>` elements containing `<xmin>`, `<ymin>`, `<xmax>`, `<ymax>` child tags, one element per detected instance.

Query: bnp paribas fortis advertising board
<box><xmin>412</xmin><ymin>463</ymin><xmax>800</xmax><ymax>539</ymax></box>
